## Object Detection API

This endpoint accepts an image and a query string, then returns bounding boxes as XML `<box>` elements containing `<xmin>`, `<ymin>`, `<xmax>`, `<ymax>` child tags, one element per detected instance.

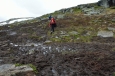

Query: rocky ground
<box><xmin>0</xmin><ymin>6</ymin><xmax>115</xmax><ymax>76</ymax></box>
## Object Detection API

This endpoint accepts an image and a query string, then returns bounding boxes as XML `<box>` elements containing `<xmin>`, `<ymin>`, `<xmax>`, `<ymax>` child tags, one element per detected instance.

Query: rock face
<box><xmin>98</xmin><ymin>0</ymin><xmax>115</xmax><ymax>7</ymax></box>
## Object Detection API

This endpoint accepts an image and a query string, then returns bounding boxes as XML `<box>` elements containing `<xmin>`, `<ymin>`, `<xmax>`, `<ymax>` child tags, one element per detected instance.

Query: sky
<box><xmin>0</xmin><ymin>0</ymin><xmax>99</xmax><ymax>22</ymax></box>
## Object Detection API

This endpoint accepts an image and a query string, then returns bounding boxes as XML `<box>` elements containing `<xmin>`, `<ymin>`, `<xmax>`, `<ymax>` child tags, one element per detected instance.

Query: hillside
<box><xmin>0</xmin><ymin>2</ymin><xmax>115</xmax><ymax>76</ymax></box>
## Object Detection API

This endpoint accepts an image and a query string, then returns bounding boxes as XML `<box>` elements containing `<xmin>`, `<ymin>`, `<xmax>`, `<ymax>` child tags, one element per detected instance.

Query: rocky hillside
<box><xmin>0</xmin><ymin>2</ymin><xmax>115</xmax><ymax>76</ymax></box>
<box><xmin>98</xmin><ymin>0</ymin><xmax>115</xmax><ymax>7</ymax></box>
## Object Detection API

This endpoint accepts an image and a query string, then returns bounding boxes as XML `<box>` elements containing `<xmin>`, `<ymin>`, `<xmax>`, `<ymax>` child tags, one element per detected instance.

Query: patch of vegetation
<box><xmin>9</xmin><ymin>49</ymin><xmax>14</xmax><ymax>53</ymax></box>
<box><xmin>112</xmin><ymin>48</ymin><xmax>115</xmax><ymax>52</ymax></box>
<box><xmin>60</xmin><ymin>35</ymin><xmax>72</xmax><ymax>42</ymax></box>
<box><xmin>80</xmin><ymin>35</ymin><xmax>92</xmax><ymax>42</ymax></box>
<box><xmin>29</xmin><ymin>35</ymin><xmax>41</xmax><ymax>41</ymax></box>
<box><xmin>61</xmin><ymin>50</ymin><xmax>76</xmax><ymax>55</ymax></box>
<box><xmin>106</xmin><ymin>8</ymin><xmax>115</xmax><ymax>14</ymax></box>
<box><xmin>113</xmin><ymin>72</ymin><xmax>115</xmax><ymax>76</ymax></box>
<box><xmin>15</xmin><ymin>63</ymin><xmax>23</xmax><ymax>67</ymax></box>
<box><xmin>28</xmin><ymin>64</ymin><xmax>38</xmax><ymax>74</ymax></box>
<box><xmin>73</xmin><ymin>7</ymin><xmax>82</xmax><ymax>14</ymax></box>
<box><xmin>20</xmin><ymin>27</ymin><xmax>34</xmax><ymax>34</ymax></box>
<box><xmin>110</xmin><ymin>6</ymin><xmax>115</xmax><ymax>9</ymax></box>
<box><xmin>9</xmin><ymin>24</ymin><xmax>17</xmax><ymax>28</ymax></box>
<box><xmin>15</xmin><ymin>63</ymin><xmax>38</xmax><ymax>74</ymax></box>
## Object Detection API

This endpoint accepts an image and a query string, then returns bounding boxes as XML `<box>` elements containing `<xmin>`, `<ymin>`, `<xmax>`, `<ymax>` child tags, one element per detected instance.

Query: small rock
<box><xmin>60</xmin><ymin>31</ymin><xmax>66</xmax><ymax>35</ymax></box>
<box><xmin>69</xmin><ymin>31</ymin><xmax>78</xmax><ymax>35</ymax></box>
<box><xmin>112</xmin><ymin>19</ymin><xmax>115</xmax><ymax>22</ymax></box>
<box><xmin>108</xmin><ymin>27</ymin><xmax>115</xmax><ymax>31</ymax></box>
<box><xmin>97</xmin><ymin>30</ymin><xmax>114</xmax><ymax>37</ymax></box>
<box><xmin>29</xmin><ymin>49</ymin><xmax>35</xmax><ymax>54</ymax></box>
<box><xmin>57</xmin><ymin>14</ymin><xmax>65</xmax><ymax>19</ymax></box>
<box><xmin>44</xmin><ymin>40</ymin><xmax>52</xmax><ymax>44</ymax></box>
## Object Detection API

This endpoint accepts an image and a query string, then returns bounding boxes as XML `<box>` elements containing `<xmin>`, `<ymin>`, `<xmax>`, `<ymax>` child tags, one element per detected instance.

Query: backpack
<box><xmin>50</xmin><ymin>18</ymin><xmax>56</xmax><ymax>24</ymax></box>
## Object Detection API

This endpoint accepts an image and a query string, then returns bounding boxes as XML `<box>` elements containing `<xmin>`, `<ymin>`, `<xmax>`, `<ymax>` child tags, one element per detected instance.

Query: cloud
<box><xmin>12</xmin><ymin>0</ymin><xmax>99</xmax><ymax>14</ymax></box>
<box><xmin>0</xmin><ymin>0</ymin><xmax>99</xmax><ymax>21</ymax></box>
<box><xmin>0</xmin><ymin>18</ymin><xmax>5</xmax><ymax>22</ymax></box>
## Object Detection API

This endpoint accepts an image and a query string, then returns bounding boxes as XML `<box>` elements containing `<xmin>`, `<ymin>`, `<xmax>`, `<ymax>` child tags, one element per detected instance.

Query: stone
<box><xmin>60</xmin><ymin>31</ymin><xmax>66</xmax><ymax>35</ymax></box>
<box><xmin>97</xmin><ymin>30</ymin><xmax>114</xmax><ymax>37</ymax></box>
<box><xmin>8</xmin><ymin>31</ymin><xmax>17</xmax><ymax>35</ymax></box>
<box><xmin>57</xmin><ymin>14</ymin><xmax>65</xmax><ymax>19</ymax></box>
<box><xmin>69</xmin><ymin>31</ymin><xmax>78</xmax><ymax>35</ymax></box>
<box><xmin>108</xmin><ymin>27</ymin><xmax>115</xmax><ymax>31</ymax></box>
<box><xmin>0</xmin><ymin>64</ymin><xmax>34</xmax><ymax>76</ymax></box>
<box><xmin>44</xmin><ymin>40</ymin><xmax>52</xmax><ymax>44</ymax></box>
<box><xmin>112</xmin><ymin>18</ymin><xmax>115</xmax><ymax>22</ymax></box>
<box><xmin>29</xmin><ymin>49</ymin><xmax>35</xmax><ymax>54</ymax></box>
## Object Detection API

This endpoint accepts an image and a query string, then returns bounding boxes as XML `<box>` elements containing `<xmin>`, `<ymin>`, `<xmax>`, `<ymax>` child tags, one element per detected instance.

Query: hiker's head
<box><xmin>49</xmin><ymin>15</ymin><xmax>52</xmax><ymax>20</ymax></box>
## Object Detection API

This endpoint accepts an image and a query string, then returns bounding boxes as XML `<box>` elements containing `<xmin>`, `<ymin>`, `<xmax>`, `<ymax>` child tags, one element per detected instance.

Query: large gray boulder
<box><xmin>97</xmin><ymin>30</ymin><xmax>114</xmax><ymax>37</ymax></box>
<box><xmin>0</xmin><ymin>64</ymin><xmax>35</xmax><ymax>76</ymax></box>
<box><xmin>98</xmin><ymin>0</ymin><xmax>115</xmax><ymax>7</ymax></box>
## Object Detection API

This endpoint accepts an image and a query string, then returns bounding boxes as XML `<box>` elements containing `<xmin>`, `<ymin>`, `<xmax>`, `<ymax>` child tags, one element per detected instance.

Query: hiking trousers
<box><xmin>50</xmin><ymin>24</ymin><xmax>55</xmax><ymax>32</ymax></box>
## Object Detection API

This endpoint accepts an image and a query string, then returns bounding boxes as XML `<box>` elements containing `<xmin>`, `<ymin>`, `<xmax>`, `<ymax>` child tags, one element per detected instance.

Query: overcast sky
<box><xmin>0</xmin><ymin>0</ymin><xmax>99</xmax><ymax>22</ymax></box>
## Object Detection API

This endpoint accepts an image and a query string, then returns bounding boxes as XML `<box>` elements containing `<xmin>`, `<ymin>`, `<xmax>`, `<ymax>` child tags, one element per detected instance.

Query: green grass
<box><xmin>15</xmin><ymin>63</ymin><xmax>23</xmax><ymax>67</ymax></box>
<box><xmin>61</xmin><ymin>50</ymin><xmax>75</xmax><ymax>55</ymax></box>
<box><xmin>110</xmin><ymin>6</ymin><xmax>115</xmax><ymax>9</ymax></box>
<box><xmin>113</xmin><ymin>72</ymin><xmax>115</xmax><ymax>76</ymax></box>
<box><xmin>28</xmin><ymin>64</ymin><xmax>38</xmax><ymax>74</ymax></box>
<box><xmin>73</xmin><ymin>7</ymin><xmax>82</xmax><ymax>14</ymax></box>
<box><xmin>29</xmin><ymin>35</ymin><xmax>41</xmax><ymax>41</ymax></box>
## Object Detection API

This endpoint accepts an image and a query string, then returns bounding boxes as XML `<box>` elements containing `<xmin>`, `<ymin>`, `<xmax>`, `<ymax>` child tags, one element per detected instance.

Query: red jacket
<box><xmin>49</xmin><ymin>18</ymin><xmax>56</xmax><ymax>27</ymax></box>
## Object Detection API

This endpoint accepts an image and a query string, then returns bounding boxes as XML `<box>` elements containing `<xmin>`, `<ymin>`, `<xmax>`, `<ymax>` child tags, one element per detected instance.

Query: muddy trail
<box><xmin>0</xmin><ymin>14</ymin><xmax>115</xmax><ymax>76</ymax></box>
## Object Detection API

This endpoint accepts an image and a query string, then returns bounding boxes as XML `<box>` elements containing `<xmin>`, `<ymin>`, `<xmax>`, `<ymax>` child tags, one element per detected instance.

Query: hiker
<box><xmin>49</xmin><ymin>16</ymin><xmax>56</xmax><ymax>34</ymax></box>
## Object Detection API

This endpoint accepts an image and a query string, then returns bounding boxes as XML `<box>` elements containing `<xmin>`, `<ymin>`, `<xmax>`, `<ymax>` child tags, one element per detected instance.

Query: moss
<box><xmin>28</xmin><ymin>64</ymin><xmax>38</xmax><ymax>74</ymax></box>
<box><xmin>113</xmin><ymin>72</ymin><xmax>115</xmax><ymax>76</ymax></box>
<box><xmin>61</xmin><ymin>36</ymin><xmax>72</xmax><ymax>42</ymax></box>
<box><xmin>15</xmin><ymin>63</ymin><xmax>23</xmax><ymax>67</ymax></box>
<box><xmin>15</xmin><ymin>63</ymin><xmax>38</xmax><ymax>74</ymax></box>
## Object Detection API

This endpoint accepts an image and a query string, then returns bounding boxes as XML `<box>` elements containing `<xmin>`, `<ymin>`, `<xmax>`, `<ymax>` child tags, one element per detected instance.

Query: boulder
<box><xmin>0</xmin><ymin>64</ymin><xmax>35</xmax><ymax>76</ymax></box>
<box><xmin>97</xmin><ymin>30</ymin><xmax>114</xmax><ymax>37</ymax></box>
